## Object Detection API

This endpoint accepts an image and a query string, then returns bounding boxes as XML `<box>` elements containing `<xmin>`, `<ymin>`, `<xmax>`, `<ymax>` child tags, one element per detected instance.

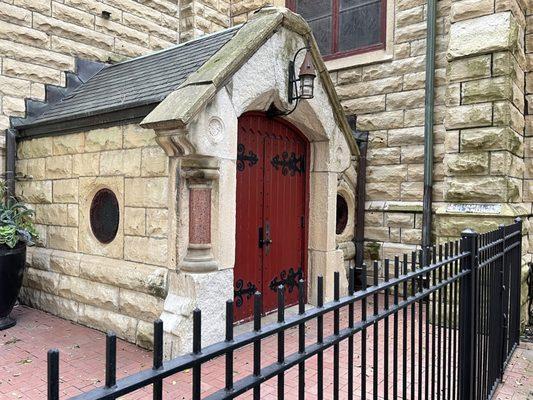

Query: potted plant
<box><xmin>0</xmin><ymin>181</ymin><xmax>37</xmax><ymax>330</ymax></box>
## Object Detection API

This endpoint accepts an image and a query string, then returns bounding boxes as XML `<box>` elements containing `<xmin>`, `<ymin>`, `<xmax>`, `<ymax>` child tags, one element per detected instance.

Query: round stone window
<box><xmin>90</xmin><ymin>188</ymin><xmax>119</xmax><ymax>244</ymax></box>
<box><xmin>336</xmin><ymin>194</ymin><xmax>349</xmax><ymax>235</ymax></box>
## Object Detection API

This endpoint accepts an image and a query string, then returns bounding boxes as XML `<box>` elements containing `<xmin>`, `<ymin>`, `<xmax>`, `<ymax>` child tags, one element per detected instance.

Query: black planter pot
<box><xmin>0</xmin><ymin>244</ymin><xmax>27</xmax><ymax>330</ymax></box>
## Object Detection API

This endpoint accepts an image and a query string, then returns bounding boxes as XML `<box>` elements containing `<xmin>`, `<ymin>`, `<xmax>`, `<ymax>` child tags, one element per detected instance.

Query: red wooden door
<box><xmin>234</xmin><ymin>113</ymin><xmax>308</xmax><ymax>322</ymax></box>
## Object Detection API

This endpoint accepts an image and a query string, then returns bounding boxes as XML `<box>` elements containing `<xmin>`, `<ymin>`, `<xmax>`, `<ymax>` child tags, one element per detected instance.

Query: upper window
<box><xmin>287</xmin><ymin>0</ymin><xmax>386</xmax><ymax>60</ymax></box>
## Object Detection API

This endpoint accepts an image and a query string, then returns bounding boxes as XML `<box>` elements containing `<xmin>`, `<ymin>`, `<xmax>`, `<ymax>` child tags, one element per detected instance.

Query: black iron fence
<box><xmin>47</xmin><ymin>219</ymin><xmax>523</xmax><ymax>400</ymax></box>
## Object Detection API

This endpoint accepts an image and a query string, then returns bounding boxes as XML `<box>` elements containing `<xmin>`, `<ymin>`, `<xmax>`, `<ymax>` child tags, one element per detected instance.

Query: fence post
<box><xmin>459</xmin><ymin>228</ymin><xmax>478</xmax><ymax>400</ymax></box>
<box><xmin>514</xmin><ymin>217</ymin><xmax>522</xmax><ymax>347</ymax></box>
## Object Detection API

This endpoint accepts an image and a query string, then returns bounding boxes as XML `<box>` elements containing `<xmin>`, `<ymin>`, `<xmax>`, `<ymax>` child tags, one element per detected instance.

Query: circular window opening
<box><xmin>336</xmin><ymin>194</ymin><xmax>349</xmax><ymax>235</ymax></box>
<box><xmin>90</xmin><ymin>188</ymin><xmax>119</xmax><ymax>244</ymax></box>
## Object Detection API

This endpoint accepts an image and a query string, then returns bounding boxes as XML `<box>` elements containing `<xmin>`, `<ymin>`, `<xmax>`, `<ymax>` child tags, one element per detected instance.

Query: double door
<box><xmin>234</xmin><ymin>113</ymin><xmax>308</xmax><ymax>322</ymax></box>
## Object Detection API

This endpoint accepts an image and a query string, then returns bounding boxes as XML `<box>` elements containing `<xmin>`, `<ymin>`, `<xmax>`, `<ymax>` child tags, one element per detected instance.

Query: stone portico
<box><xmin>13</xmin><ymin>7</ymin><xmax>359</xmax><ymax>357</ymax></box>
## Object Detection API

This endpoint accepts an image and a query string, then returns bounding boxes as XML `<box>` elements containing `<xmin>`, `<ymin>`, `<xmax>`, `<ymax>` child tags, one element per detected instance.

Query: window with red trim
<box><xmin>286</xmin><ymin>0</ymin><xmax>387</xmax><ymax>60</ymax></box>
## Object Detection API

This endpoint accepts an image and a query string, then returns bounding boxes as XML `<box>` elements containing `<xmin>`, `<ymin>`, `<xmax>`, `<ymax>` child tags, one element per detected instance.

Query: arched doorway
<box><xmin>234</xmin><ymin>112</ymin><xmax>309</xmax><ymax>321</ymax></box>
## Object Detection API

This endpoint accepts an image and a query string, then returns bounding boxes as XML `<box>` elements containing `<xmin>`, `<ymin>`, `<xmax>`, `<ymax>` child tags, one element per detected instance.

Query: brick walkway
<box><xmin>1</xmin><ymin>305</ymin><xmax>532</xmax><ymax>399</ymax></box>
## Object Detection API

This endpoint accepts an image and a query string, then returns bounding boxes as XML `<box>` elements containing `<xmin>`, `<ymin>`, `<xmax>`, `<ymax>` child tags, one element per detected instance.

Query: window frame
<box><xmin>286</xmin><ymin>0</ymin><xmax>387</xmax><ymax>61</ymax></box>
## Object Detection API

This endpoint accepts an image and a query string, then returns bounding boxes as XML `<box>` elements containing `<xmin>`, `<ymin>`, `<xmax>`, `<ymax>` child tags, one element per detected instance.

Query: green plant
<box><xmin>0</xmin><ymin>181</ymin><xmax>37</xmax><ymax>248</ymax></box>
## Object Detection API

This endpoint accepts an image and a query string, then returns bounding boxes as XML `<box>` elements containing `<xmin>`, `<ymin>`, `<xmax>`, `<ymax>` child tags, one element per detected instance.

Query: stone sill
<box><xmin>326</xmin><ymin>49</ymin><xmax>393</xmax><ymax>72</ymax></box>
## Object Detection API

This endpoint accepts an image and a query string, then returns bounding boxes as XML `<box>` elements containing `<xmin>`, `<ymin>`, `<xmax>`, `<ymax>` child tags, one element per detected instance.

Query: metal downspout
<box><xmin>422</xmin><ymin>0</ymin><xmax>437</xmax><ymax>256</ymax></box>
<box><xmin>5</xmin><ymin>128</ymin><xmax>16</xmax><ymax>198</ymax></box>
<box><xmin>348</xmin><ymin>115</ymin><xmax>368</xmax><ymax>288</ymax></box>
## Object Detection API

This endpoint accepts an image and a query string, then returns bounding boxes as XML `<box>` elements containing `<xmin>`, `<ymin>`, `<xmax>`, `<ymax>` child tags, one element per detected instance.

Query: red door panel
<box><xmin>235</xmin><ymin>113</ymin><xmax>308</xmax><ymax>322</ymax></box>
<box><xmin>234</xmin><ymin>116</ymin><xmax>264</xmax><ymax>321</ymax></box>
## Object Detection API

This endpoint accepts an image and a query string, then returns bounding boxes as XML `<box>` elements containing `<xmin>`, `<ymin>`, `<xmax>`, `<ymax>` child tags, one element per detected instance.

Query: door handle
<box><xmin>258</xmin><ymin>222</ymin><xmax>272</xmax><ymax>254</ymax></box>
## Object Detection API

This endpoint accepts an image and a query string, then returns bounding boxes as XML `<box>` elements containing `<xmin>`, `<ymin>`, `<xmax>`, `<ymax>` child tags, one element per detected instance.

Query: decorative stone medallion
<box><xmin>207</xmin><ymin>117</ymin><xmax>224</xmax><ymax>144</ymax></box>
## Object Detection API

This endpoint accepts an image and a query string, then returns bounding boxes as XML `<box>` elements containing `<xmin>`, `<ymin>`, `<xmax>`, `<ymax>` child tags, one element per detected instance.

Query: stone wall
<box><xmin>179</xmin><ymin>0</ymin><xmax>230</xmax><ymax>42</ymax></box>
<box><xmin>0</xmin><ymin>0</ymin><xmax>184</xmax><ymax>172</ymax></box>
<box><xmin>16</xmin><ymin>124</ymin><xmax>171</xmax><ymax>347</ymax></box>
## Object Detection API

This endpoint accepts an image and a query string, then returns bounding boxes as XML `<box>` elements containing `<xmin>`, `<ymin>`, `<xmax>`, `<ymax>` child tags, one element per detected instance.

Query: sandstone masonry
<box><xmin>16</xmin><ymin>124</ymin><xmax>171</xmax><ymax>347</ymax></box>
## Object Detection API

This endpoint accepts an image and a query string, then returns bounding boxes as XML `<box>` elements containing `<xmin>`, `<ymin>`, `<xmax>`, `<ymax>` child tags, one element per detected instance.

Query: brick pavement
<box><xmin>1</xmin><ymin>305</ymin><xmax>531</xmax><ymax>399</ymax></box>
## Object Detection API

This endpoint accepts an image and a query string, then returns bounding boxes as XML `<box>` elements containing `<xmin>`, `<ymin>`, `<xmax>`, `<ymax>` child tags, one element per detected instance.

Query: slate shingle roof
<box><xmin>13</xmin><ymin>26</ymin><xmax>240</xmax><ymax>134</ymax></box>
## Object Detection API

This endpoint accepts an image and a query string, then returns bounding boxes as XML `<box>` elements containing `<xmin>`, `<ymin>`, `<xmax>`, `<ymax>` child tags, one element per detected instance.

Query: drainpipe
<box><xmin>5</xmin><ymin>128</ymin><xmax>17</xmax><ymax>199</ymax></box>
<box><xmin>348</xmin><ymin>115</ymin><xmax>368</xmax><ymax>288</ymax></box>
<box><xmin>422</xmin><ymin>0</ymin><xmax>437</xmax><ymax>260</ymax></box>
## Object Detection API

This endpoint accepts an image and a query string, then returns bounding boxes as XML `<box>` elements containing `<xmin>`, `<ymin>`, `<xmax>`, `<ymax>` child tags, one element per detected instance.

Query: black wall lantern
<box><xmin>288</xmin><ymin>46</ymin><xmax>317</xmax><ymax>104</ymax></box>
<box><xmin>268</xmin><ymin>44</ymin><xmax>317</xmax><ymax>117</ymax></box>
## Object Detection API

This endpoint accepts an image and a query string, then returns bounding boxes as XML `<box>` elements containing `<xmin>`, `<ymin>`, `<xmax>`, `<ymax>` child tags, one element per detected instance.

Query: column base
<box><xmin>179</xmin><ymin>243</ymin><xmax>219</xmax><ymax>272</ymax></box>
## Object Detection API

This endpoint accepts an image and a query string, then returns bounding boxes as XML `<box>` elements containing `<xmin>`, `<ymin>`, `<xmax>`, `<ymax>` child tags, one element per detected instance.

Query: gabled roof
<box><xmin>141</xmin><ymin>6</ymin><xmax>358</xmax><ymax>156</ymax></box>
<box><xmin>12</xmin><ymin>27</ymin><xmax>239</xmax><ymax>138</ymax></box>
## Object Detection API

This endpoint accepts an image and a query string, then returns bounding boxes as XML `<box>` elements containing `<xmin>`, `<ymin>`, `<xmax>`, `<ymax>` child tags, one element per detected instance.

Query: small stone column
<box><xmin>179</xmin><ymin>157</ymin><xmax>219</xmax><ymax>272</ymax></box>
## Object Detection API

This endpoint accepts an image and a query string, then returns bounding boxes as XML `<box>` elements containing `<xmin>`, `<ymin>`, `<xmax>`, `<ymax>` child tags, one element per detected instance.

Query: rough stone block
<box><xmin>48</xmin><ymin>226</ymin><xmax>78</xmax><ymax>252</ymax></box>
<box><xmin>367</xmin><ymin>165</ymin><xmax>407</xmax><ymax>182</ymax></box>
<box><xmin>67</xmin><ymin>204</ymin><xmax>78</xmax><ymax>226</ymax></box>
<box><xmin>119</xmin><ymin>289</ymin><xmax>163</xmax><ymax>321</ymax></box>
<box><xmin>367</xmin><ymin>147</ymin><xmax>401</xmax><ymax>165</ymax></box>
<box><xmin>141</xmin><ymin>147</ymin><xmax>169</xmax><ymax>177</ymax></box>
<box><xmin>53</xmin><ymin>179</ymin><xmax>78</xmax><ymax>203</ymax></box>
<box><xmin>336</xmin><ymin>77</ymin><xmax>403</xmax><ymax>100</ymax></box>
<box><xmin>445</xmin><ymin>153</ymin><xmax>489</xmax><ymax>175</ymax></box>
<box><xmin>52</xmin><ymin>2</ymin><xmax>95</xmax><ymax>28</ymax></box>
<box><xmin>450</xmin><ymin>0</ymin><xmax>494</xmax><ymax>22</ymax></box>
<box><xmin>342</xmin><ymin>95</ymin><xmax>385</xmax><ymax>115</ymax></box>
<box><xmin>58</xmin><ymin>276</ymin><xmax>119</xmax><ymax>310</ymax></box>
<box><xmin>18</xmin><ymin>137</ymin><xmax>53</xmax><ymax>159</ymax></box>
<box><xmin>46</xmin><ymin>155</ymin><xmax>73</xmax><ymax>179</ymax></box>
<box><xmin>85</xmin><ymin>127</ymin><xmax>122</xmax><ymax>152</ymax></box>
<box><xmin>460</xmin><ymin>127</ymin><xmax>522</xmax><ymax>155</ymax></box>
<box><xmin>16</xmin><ymin>181</ymin><xmax>52</xmax><ymax>204</ymax></box>
<box><xmin>35</xmin><ymin>204</ymin><xmax>69</xmax><ymax>226</ymax></box>
<box><xmin>124</xmin><ymin>207</ymin><xmax>146</xmax><ymax>236</ymax></box>
<box><xmin>461</xmin><ymin>76</ymin><xmax>512</xmax><ymax>104</ymax></box>
<box><xmin>123</xmin><ymin>124</ymin><xmax>158</xmax><ymax>148</ymax></box>
<box><xmin>357</xmin><ymin>111</ymin><xmax>404</xmax><ymax>131</ymax></box>
<box><xmin>385</xmin><ymin>213</ymin><xmax>414</xmax><ymax>228</ymax></box>
<box><xmin>125</xmin><ymin>177</ymin><xmax>168</xmax><ymax>208</ymax></box>
<box><xmin>493</xmin><ymin>101</ymin><xmax>524</xmax><ymax>133</ymax></box>
<box><xmin>3</xmin><ymin>58</ymin><xmax>60</xmax><ymax>85</ymax></box>
<box><xmin>34</xmin><ymin>13</ymin><xmax>114</xmax><ymax>50</ymax></box>
<box><xmin>365</xmin><ymin>226</ymin><xmax>390</xmax><ymax>242</ymax></box>
<box><xmin>401</xmin><ymin>181</ymin><xmax>424</xmax><ymax>201</ymax></box>
<box><xmin>0</xmin><ymin>20</ymin><xmax>49</xmax><ymax>48</ymax></box>
<box><xmin>401</xmin><ymin>228</ymin><xmax>421</xmax><ymax>244</ymax></box>
<box><xmin>24</xmin><ymin>267</ymin><xmax>59</xmax><ymax>294</ymax></box>
<box><xmin>445</xmin><ymin>176</ymin><xmax>519</xmax><ymax>202</ymax></box>
<box><xmin>124</xmin><ymin>236</ymin><xmax>167</xmax><ymax>266</ymax></box>
<box><xmin>388</xmin><ymin>127</ymin><xmax>425</xmax><ymax>146</ymax></box>
<box><xmin>447</xmin><ymin>12</ymin><xmax>519</xmax><ymax>60</ymax></box>
<box><xmin>72</xmin><ymin>153</ymin><xmax>100</xmax><ymax>176</ymax></box>
<box><xmin>0</xmin><ymin>75</ymin><xmax>31</xmax><ymax>99</ymax></box>
<box><xmin>100</xmin><ymin>150</ymin><xmax>124</xmax><ymax>176</ymax></box>
<box><xmin>366</xmin><ymin>182</ymin><xmax>401</xmax><ymax>201</ymax></box>
<box><xmin>79</xmin><ymin>255</ymin><xmax>167</xmax><ymax>298</ymax></box>
<box><xmin>401</xmin><ymin>145</ymin><xmax>424</xmax><ymax>164</ymax></box>
<box><xmin>78</xmin><ymin>304</ymin><xmax>137</xmax><ymax>342</ymax></box>
<box><xmin>50</xmin><ymin>250</ymin><xmax>81</xmax><ymax>277</ymax></box>
<box><xmin>53</xmin><ymin>134</ymin><xmax>85</xmax><ymax>155</ymax></box>
<box><xmin>146</xmin><ymin>208</ymin><xmax>168</xmax><ymax>237</ymax></box>
<box><xmin>386</xmin><ymin>89</ymin><xmax>425</xmax><ymax>110</ymax></box>
<box><xmin>444</xmin><ymin>104</ymin><xmax>492</xmax><ymax>129</ymax></box>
